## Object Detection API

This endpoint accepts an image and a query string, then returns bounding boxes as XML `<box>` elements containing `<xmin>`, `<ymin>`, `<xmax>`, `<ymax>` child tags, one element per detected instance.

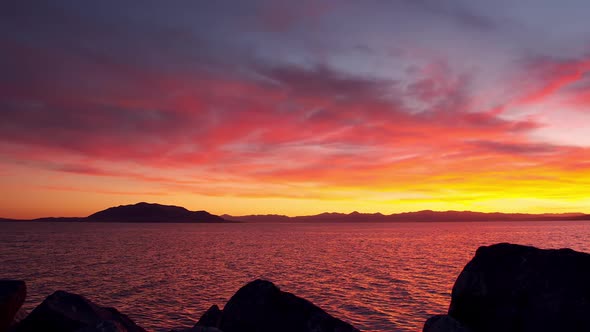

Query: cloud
<box><xmin>517</xmin><ymin>55</ymin><xmax>590</xmax><ymax>105</ymax></box>
<box><xmin>0</xmin><ymin>37</ymin><xmax>561</xmax><ymax>187</ymax></box>
<box><xmin>469</xmin><ymin>140</ymin><xmax>561</xmax><ymax>156</ymax></box>
<box><xmin>2</xmin><ymin>1</ymin><xmax>590</xmax><ymax>217</ymax></box>
<box><xmin>253</xmin><ymin>63</ymin><xmax>397</xmax><ymax>102</ymax></box>
<box><xmin>403</xmin><ymin>0</ymin><xmax>500</xmax><ymax>31</ymax></box>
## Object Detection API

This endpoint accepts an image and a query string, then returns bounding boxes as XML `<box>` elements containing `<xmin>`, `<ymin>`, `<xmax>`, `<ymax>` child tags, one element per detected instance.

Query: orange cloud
<box><xmin>2</xmin><ymin>35</ymin><xmax>590</xmax><ymax>218</ymax></box>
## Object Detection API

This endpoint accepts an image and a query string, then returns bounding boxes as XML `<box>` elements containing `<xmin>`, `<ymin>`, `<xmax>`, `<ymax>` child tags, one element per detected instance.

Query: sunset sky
<box><xmin>2</xmin><ymin>1</ymin><xmax>590</xmax><ymax>218</ymax></box>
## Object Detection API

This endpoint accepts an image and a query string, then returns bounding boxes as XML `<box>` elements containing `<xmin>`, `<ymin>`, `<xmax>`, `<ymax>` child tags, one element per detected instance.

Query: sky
<box><xmin>1</xmin><ymin>0</ymin><xmax>590</xmax><ymax>218</ymax></box>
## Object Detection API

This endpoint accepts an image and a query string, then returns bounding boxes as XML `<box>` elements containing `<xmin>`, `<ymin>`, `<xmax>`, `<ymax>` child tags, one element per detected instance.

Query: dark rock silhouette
<box><xmin>423</xmin><ymin>315</ymin><xmax>472</xmax><ymax>332</ymax></box>
<box><xmin>424</xmin><ymin>243</ymin><xmax>590</xmax><ymax>332</ymax></box>
<box><xmin>11</xmin><ymin>308</ymin><xmax>28</xmax><ymax>328</ymax></box>
<box><xmin>0</xmin><ymin>279</ymin><xmax>26</xmax><ymax>331</ymax></box>
<box><xmin>74</xmin><ymin>320</ymin><xmax>128</xmax><ymax>332</ymax></box>
<box><xmin>6</xmin><ymin>280</ymin><xmax>359</xmax><ymax>332</ymax></box>
<box><xmin>170</xmin><ymin>327</ymin><xmax>222</xmax><ymax>332</ymax></box>
<box><xmin>14</xmin><ymin>290</ymin><xmax>145</xmax><ymax>332</ymax></box>
<box><xmin>199</xmin><ymin>279</ymin><xmax>359</xmax><ymax>332</ymax></box>
<box><xmin>195</xmin><ymin>305</ymin><xmax>222</xmax><ymax>328</ymax></box>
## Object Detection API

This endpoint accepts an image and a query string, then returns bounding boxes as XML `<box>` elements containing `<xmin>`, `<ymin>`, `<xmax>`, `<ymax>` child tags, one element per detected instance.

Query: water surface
<box><xmin>1</xmin><ymin>221</ymin><xmax>589</xmax><ymax>331</ymax></box>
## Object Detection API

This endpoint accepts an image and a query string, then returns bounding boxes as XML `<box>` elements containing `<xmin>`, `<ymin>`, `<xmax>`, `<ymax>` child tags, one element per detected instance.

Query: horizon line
<box><xmin>1</xmin><ymin>201</ymin><xmax>588</xmax><ymax>220</ymax></box>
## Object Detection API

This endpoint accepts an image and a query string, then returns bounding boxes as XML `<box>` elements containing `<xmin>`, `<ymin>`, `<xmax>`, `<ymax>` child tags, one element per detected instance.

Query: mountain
<box><xmin>87</xmin><ymin>202</ymin><xmax>227</xmax><ymax>223</ymax></box>
<box><xmin>2</xmin><ymin>203</ymin><xmax>589</xmax><ymax>223</ymax></box>
<box><xmin>1</xmin><ymin>203</ymin><xmax>230</xmax><ymax>223</ymax></box>
<box><xmin>224</xmin><ymin>210</ymin><xmax>590</xmax><ymax>223</ymax></box>
<box><xmin>0</xmin><ymin>217</ymin><xmax>20</xmax><ymax>222</ymax></box>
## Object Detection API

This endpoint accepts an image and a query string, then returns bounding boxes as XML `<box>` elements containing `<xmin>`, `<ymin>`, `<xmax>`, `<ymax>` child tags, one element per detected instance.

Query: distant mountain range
<box><xmin>222</xmin><ymin>210</ymin><xmax>590</xmax><ymax>223</ymax></box>
<box><xmin>2</xmin><ymin>202</ymin><xmax>589</xmax><ymax>223</ymax></box>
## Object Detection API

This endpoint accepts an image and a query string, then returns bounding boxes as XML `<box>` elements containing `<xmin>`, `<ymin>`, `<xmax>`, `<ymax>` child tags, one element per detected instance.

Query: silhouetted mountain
<box><xmin>0</xmin><ymin>217</ymin><xmax>87</xmax><ymax>222</ymax></box>
<box><xmin>2</xmin><ymin>203</ymin><xmax>589</xmax><ymax>223</ymax></box>
<box><xmin>1</xmin><ymin>203</ymin><xmax>230</xmax><ymax>223</ymax></box>
<box><xmin>224</xmin><ymin>210</ymin><xmax>590</xmax><ymax>223</ymax></box>
<box><xmin>87</xmin><ymin>202</ymin><xmax>227</xmax><ymax>223</ymax></box>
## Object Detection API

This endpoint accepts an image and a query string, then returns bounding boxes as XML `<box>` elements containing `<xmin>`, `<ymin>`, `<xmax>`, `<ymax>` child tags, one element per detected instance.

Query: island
<box><xmin>2</xmin><ymin>202</ymin><xmax>589</xmax><ymax>223</ymax></box>
<box><xmin>0</xmin><ymin>202</ymin><xmax>230</xmax><ymax>223</ymax></box>
<box><xmin>223</xmin><ymin>210</ymin><xmax>590</xmax><ymax>223</ymax></box>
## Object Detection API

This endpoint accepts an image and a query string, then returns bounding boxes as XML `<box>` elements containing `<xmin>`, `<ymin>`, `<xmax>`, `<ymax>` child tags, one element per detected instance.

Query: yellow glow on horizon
<box><xmin>2</xmin><ymin>148</ymin><xmax>589</xmax><ymax>219</ymax></box>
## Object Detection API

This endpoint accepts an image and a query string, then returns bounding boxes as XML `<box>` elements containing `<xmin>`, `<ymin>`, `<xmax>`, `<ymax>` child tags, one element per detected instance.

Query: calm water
<box><xmin>1</xmin><ymin>221</ymin><xmax>590</xmax><ymax>331</ymax></box>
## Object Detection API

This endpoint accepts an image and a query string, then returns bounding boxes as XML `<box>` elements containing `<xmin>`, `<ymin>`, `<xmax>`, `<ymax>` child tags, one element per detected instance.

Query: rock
<box><xmin>0</xmin><ymin>279</ymin><xmax>26</xmax><ymax>331</ymax></box>
<box><xmin>75</xmin><ymin>320</ymin><xmax>127</xmax><ymax>332</ymax></box>
<box><xmin>448</xmin><ymin>243</ymin><xmax>590</xmax><ymax>332</ymax></box>
<box><xmin>169</xmin><ymin>327</ymin><xmax>223</xmax><ymax>332</ymax></box>
<box><xmin>13</xmin><ymin>290</ymin><xmax>145</xmax><ymax>332</ymax></box>
<box><xmin>423</xmin><ymin>315</ymin><xmax>472</xmax><ymax>332</ymax></box>
<box><xmin>219</xmin><ymin>279</ymin><xmax>359</xmax><ymax>332</ymax></box>
<box><xmin>12</xmin><ymin>308</ymin><xmax>29</xmax><ymax>326</ymax></box>
<box><xmin>191</xmin><ymin>328</ymin><xmax>223</xmax><ymax>332</ymax></box>
<box><xmin>195</xmin><ymin>305</ymin><xmax>222</xmax><ymax>328</ymax></box>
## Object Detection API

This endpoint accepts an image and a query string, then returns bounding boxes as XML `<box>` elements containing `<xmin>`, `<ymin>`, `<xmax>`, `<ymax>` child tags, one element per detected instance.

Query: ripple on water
<box><xmin>2</xmin><ymin>221</ymin><xmax>590</xmax><ymax>332</ymax></box>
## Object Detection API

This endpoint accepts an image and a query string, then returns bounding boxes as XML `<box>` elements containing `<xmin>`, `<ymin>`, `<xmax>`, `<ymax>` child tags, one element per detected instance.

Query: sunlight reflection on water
<box><xmin>2</xmin><ymin>221</ymin><xmax>590</xmax><ymax>331</ymax></box>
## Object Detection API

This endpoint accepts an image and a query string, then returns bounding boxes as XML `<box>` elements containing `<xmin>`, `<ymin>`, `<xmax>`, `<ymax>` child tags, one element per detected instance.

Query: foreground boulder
<box><xmin>423</xmin><ymin>315</ymin><xmax>471</xmax><ymax>332</ymax></box>
<box><xmin>14</xmin><ymin>290</ymin><xmax>145</xmax><ymax>332</ymax></box>
<box><xmin>425</xmin><ymin>243</ymin><xmax>590</xmax><ymax>332</ymax></box>
<box><xmin>74</xmin><ymin>320</ymin><xmax>128</xmax><ymax>332</ymax></box>
<box><xmin>197</xmin><ymin>279</ymin><xmax>359</xmax><ymax>332</ymax></box>
<box><xmin>195</xmin><ymin>305</ymin><xmax>222</xmax><ymax>328</ymax></box>
<box><xmin>170</xmin><ymin>327</ymin><xmax>223</xmax><ymax>332</ymax></box>
<box><xmin>0</xmin><ymin>280</ymin><xmax>26</xmax><ymax>331</ymax></box>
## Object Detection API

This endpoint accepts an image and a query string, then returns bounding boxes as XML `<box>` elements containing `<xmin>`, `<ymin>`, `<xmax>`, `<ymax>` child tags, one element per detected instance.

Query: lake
<box><xmin>1</xmin><ymin>221</ymin><xmax>590</xmax><ymax>331</ymax></box>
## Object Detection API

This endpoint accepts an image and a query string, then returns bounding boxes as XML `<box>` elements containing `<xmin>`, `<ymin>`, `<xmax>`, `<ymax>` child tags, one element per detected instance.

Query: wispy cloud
<box><xmin>1</xmin><ymin>0</ymin><xmax>590</xmax><ymax>217</ymax></box>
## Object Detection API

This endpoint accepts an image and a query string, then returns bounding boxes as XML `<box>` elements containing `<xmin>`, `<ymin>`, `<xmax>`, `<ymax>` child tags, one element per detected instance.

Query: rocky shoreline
<box><xmin>0</xmin><ymin>279</ymin><xmax>359</xmax><ymax>332</ymax></box>
<box><xmin>3</xmin><ymin>243</ymin><xmax>590</xmax><ymax>332</ymax></box>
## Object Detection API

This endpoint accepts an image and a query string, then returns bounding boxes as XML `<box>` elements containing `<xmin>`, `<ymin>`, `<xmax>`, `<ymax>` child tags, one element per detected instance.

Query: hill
<box><xmin>1</xmin><ymin>203</ymin><xmax>230</xmax><ymax>223</ymax></box>
<box><xmin>223</xmin><ymin>210</ymin><xmax>590</xmax><ymax>223</ymax></box>
<box><xmin>2</xmin><ymin>203</ymin><xmax>589</xmax><ymax>223</ymax></box>
<box><xmin>87</xmin><ymin>202</ymin><xmax>227</xmax><ymax>223</ymax></box>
